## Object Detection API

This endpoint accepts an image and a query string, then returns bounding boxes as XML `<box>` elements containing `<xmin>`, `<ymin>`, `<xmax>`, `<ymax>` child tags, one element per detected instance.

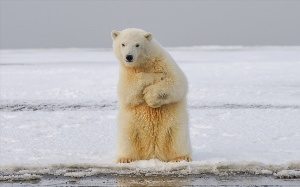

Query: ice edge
<box><xmin>1</xmin><ymin>160</ymin><xmax>300</xmax><ymax>181</ymax></box>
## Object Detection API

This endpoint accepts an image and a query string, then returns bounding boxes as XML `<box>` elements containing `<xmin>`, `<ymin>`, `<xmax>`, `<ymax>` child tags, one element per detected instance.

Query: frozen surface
<box><xmin>1</xmin><ymin>47</ymin><xmax>300</xmax><ymax>180</ymax></box>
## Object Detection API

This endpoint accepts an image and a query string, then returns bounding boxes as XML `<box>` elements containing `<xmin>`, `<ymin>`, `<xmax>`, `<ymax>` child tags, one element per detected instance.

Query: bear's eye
<box><xmin>136</xmin><ymin>44</ymin><xmax>139</xmax><ymax>47</ymax></box>
<box><xmin>122</xmin><ymin>43</ymin><xmax>125</xmax><ymax>47</ymax></box>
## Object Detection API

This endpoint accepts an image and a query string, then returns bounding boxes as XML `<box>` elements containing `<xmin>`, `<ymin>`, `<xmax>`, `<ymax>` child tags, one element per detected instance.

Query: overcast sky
<box><xmin>1</xmin><ymin>0</ymin><xmax>300</xmax><ymax>49</ymax></box>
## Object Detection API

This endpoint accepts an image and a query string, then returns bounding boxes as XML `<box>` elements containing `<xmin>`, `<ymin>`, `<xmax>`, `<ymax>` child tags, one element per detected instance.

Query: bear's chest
<box><xmin>131</xmin><ymin>104</ymin><xmax>165</xmax><ymax>125</ymax></box>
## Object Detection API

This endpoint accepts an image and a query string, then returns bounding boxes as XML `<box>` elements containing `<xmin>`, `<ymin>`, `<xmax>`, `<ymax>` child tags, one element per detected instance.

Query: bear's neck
<box><xmin>122</xmin><ymin>57</ymin><xmax>166</xmax><ymax>73</ymax></box>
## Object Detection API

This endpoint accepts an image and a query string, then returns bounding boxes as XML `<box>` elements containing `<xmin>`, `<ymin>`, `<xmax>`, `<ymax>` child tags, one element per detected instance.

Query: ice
<box><xmin>274</xmin><ymin>170</ymin><xmax>300</xmax><ymax>179</ymax></box>
<box><xmin>0</xmin><ymin>174</ymin><xmax>41</xmax><ymax>181</ymax></box>
<box><xmin>0</xmin><ymin>47</ymin><xmax>300</xmax><ymax>180</ymax></box>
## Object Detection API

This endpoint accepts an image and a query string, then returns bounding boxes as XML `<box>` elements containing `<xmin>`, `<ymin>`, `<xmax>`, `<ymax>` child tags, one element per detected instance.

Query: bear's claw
<box><xmin>171</xmin><ymin>155</ymin><xmax>192</xmax><ymax>162</ymax></box>
<box><xmin>117</xmin><ymin>158</ymin><xmax>135</xmax><ymax>163</ymax></box>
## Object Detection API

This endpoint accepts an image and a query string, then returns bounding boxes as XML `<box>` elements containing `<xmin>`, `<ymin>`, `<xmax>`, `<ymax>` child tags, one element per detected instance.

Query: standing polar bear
<box><xmin>111</xmin><ymin>28</ymin><xmax>191</xmax><ymax>163</ymax></box>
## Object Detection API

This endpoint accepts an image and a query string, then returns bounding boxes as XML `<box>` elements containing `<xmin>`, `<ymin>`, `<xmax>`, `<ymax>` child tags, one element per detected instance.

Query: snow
<box><xmin>0</xmin><ymin>46</ymin><xmax>300</xmax><ymax>180</ymax></box>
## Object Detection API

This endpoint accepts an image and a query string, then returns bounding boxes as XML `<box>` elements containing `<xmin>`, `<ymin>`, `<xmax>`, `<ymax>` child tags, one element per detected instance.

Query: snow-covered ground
<box><xmin>0</xmin><ymin>47</ymin><xmax>300</xmax><ymax>181</ymax></box>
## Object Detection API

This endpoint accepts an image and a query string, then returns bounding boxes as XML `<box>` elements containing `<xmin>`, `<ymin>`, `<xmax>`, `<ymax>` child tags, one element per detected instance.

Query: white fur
<box><xmin>112</xmin><ymin>28</ymin><xmax>191</xmax><ymax>163</ymax></box>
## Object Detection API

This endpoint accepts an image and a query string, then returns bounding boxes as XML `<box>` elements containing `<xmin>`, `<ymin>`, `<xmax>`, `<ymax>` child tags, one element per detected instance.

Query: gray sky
<box><xmin>1</xmin><ymin>0</ymin><xmax>300</xmax><ymax>49</ymax></box>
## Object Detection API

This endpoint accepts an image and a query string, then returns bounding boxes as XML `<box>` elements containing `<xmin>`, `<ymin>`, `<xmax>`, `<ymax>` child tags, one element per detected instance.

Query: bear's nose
<box><xmin>126</xmin><ymin>55</ymin><xmax>133</xmax><ymax>62</ymax></box>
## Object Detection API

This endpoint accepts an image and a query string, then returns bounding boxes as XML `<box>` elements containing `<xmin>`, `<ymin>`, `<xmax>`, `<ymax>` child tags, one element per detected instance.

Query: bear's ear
<box><xmin>111</xmin><ymin>30</ymin><xmax>120</xmax><ymax>40</ymax></box>
<box><xmin>144</xmin><ymin>32</ymin><xmax>153</xmax><ymax>41</ymax></box>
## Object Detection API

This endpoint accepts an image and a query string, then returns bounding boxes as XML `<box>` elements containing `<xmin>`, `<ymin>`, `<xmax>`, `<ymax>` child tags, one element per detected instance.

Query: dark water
<box><xmin>1</xmin><ymin>174</ymin><xmax>300</xmax><ymax>186</ymax></box>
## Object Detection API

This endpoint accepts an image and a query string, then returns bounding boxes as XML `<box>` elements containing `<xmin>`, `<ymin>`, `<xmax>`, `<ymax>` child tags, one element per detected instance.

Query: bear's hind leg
<box><xmin>156</xmin><ymin>115</ymin><xmax>192</xmax><ymax>162</ymax></box>
<box><xmin>117</xmin><ymin>112</ymin><xmax>138</xmax><ymax>163</ymax></box>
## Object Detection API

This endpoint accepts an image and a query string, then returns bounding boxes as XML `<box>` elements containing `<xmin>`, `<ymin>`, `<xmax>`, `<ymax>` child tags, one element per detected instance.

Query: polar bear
<box><xmin>111</xmin><ymin>28</ymin><xmax>191</xmax><ymax>163</ymax></box>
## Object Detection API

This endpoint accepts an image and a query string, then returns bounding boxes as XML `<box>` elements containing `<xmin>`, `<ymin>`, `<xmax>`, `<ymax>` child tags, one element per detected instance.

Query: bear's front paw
<box><xmin>143</xmin><ymin>86</ymin><xmax>168</xmax><ymax>108</ymax></box>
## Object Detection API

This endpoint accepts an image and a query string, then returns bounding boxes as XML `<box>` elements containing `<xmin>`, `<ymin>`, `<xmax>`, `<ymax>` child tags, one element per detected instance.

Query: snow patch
<box><xmin>1</xmin><ymin>47</ymin><xmax>300</xmax><ymax>181</ymax></box>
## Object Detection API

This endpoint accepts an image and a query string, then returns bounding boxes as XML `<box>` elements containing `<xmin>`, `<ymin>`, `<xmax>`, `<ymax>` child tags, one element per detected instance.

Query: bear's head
<box><xmin>111</xmin><ymin>28</ymin><xmax>153</xmax><ymax>67</ymax></box>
